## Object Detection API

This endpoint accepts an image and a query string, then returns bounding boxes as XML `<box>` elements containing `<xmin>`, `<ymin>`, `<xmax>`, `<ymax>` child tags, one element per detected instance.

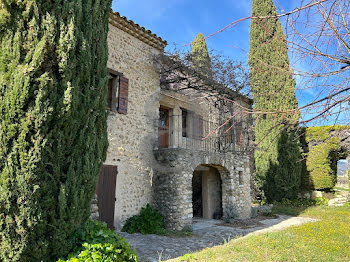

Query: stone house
<box><xmin>96</xmin><ymin>11</ymin><xmax>253</xmax><ymax>230</ymax></box>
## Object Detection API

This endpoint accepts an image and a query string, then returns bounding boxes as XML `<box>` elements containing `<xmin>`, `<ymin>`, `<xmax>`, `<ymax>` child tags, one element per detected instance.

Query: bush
<box><xmin>57</xmin><ymin>220</ymin><xmax>138</xmax><ymax>262</ymax></box>
<box><xmin>122</xmin><ymin>204</ymin><xmax>166</xmax><ymax>234</ymax></box>
<box><xmin>306</xmin><ymin>138</ymin><xmax>341</xmax><ymax>190</ymax></box>
<box><xmin>314</xmin><ymin>197</ymin><xmax>329</xmax><ymax>206</ymax></box>
<box><xmin>223</xmin><ymin>204</ymin><xmax>239</xmax><ymax>222</ymax></box>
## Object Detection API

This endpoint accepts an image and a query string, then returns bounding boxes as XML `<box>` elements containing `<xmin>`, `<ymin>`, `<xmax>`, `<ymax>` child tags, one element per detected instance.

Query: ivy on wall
<box><xmin>301</xmin><ymin>126</ymin><xmax>349</xmax><ymax>191</ymax></box>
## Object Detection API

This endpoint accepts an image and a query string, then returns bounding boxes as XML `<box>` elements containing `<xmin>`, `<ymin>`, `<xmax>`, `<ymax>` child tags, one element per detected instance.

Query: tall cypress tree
<box><xmin>0</xmin><ymin>1</ymin><xmax>111</xmax><ymax>261</ymax></box>
<box><xmin>191</xmin><ymin>33</ymin><xmax>212</xmax><ymax>77</ymax></box>
<box><xmin>248</xmin><ymin>0</ymin><xmax>302</xmax><ymax>201</ymax></box>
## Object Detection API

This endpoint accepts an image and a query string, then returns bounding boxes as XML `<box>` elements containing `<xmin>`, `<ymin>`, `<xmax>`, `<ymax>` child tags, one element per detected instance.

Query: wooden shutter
<box><xmin>118</xmin><ymin>76</ymin><xmax>129</xmax><ymax>114</ymax></box>
<box><xmin>193</xmin><ymin>114</ymin><xmax>203</xmax><ymax>139</ymax></box>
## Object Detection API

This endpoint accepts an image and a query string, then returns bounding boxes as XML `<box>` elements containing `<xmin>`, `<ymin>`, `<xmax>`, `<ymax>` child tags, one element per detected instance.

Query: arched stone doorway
<box><xmin>153</xmin><ymin>149</ymin><xmax>252</xmax><ymax>230</ymax></box>
<box><xmin>192</xmin><ymin>165</ymin><xmax>223</xmax><ymax>219</ymax></box>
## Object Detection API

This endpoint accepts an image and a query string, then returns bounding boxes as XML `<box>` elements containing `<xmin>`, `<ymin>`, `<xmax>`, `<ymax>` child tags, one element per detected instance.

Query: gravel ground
<box><xmin>118</xmin><ymin>215</ymin><xmax>317</xmax><ymax>262</ymax></box>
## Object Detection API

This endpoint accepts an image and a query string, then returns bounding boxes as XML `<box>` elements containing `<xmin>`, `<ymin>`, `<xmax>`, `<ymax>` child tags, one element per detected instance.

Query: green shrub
<box><xmin>301</xmin><ymin>125</ymin><xmax>350</xmax><ymax>191</ymax></box>
<box><xmin>0</xmin><ymin>0</ymin><xmax>111</xmax><ymax>260</ymax></box>
<box><xmin>57</xmin><ymin>220</ymin><xmax>138</xmax><ymax>262</ymax></box>
<box><xmin>122</xmin><ymin>204</ymin><xmax>166</xmax><ymax>234</ymax></box>
<box><xmin>306</xmin><ymin>137</ymin><xmax>341</xmax><ymax>190</ymax></box>
<box><xmin>314</xmin><ymin>197</ymin><xmax>329</xmax><ymax>206</ymax></box>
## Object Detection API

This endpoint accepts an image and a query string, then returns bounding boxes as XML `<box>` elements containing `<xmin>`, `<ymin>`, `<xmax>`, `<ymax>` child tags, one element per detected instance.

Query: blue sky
<box><xmin>112</xmin><ymin>1</ymin><xmax>301</xmax><ymax>62</ymax></box>
<box><xmin>111</xmin><ymin>1</ymin><xmax>348</xmax><ymax>126</ymax></box>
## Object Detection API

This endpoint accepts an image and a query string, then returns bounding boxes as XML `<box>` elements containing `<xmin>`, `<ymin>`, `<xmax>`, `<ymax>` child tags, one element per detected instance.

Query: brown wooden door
<box><xmin>159</xmin><ymin>108</ymin><xmax>169</xmax><ymax>148</ymax></box>
<box><xmin>96</xmin><ymin>165</ymin><xmax>117</xmax><ymax>229</ymax></box>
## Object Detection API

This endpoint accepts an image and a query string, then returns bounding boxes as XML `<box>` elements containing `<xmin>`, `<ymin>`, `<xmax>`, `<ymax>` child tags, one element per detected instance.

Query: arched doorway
<box><xmin>192</xmin><ymin>165</ymin><xmax>223</xmax><ymax>219</ymax></box>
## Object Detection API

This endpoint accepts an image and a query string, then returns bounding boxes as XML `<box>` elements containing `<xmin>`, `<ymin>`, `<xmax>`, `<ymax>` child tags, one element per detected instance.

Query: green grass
<box><xmin>169</xmin><ymin>205</ymin><xmax>350</xmax><ymax>262</ymax></box>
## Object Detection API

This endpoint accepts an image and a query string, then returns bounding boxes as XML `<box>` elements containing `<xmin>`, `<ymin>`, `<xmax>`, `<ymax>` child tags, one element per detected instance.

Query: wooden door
<box><xmin>159</xmin><ymin>108</ymin><xmax>169</xmax><ymax>148</ymax></box>
<box><xmin>96</xmin><ymin>165</ymin><xmax>117</xmax><ymax>229</ymax></box>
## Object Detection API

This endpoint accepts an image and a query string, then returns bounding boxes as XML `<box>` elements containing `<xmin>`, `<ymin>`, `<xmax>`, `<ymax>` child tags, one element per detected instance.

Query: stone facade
<box><xmin>102</xmin><ymin>12</ymin><xmax>253</xmax><ymax>230</ymax></box>
<box><xmin>104</xmin><ymin>14</ymin><xmax>165</xmax><ymax>228</ymax></box>
<box><xmin>153</xmin><ymin>149</ymin><xmax>251</xmax><ymax>230</ymax></box>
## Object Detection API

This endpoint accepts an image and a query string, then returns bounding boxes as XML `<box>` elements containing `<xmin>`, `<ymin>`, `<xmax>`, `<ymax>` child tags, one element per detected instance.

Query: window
<box><xmin>107</xmin><ymin>71</ymin><xmax>129</xmax><ymax>114</ymax></box>
<box><xmin>239</xmin><ymin>171</ymin><xmax>243</xmax><ymax>185</ymax></box>
<box><xmin>107</xmin><ymin>74</ymin><xmax>119</xmax><ymax>112</ymax></box>
<box><xmin>182</xmin><ymin>109</ymin><xmax>188</xmax><ymax>137</ymax></box>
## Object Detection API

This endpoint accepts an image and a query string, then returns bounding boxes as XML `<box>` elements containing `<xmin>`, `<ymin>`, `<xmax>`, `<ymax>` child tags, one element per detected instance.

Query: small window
<box><xmin>107</xmin><ymin>72</ymin><xmax>129</xmax><ymax>114</ymax></box>
<box><xmin>239</xmin><ymin>171</ymin><xmax>243</xmax><ymax>185</ymax></box>
<box><xmin>107</xmin><ymin>74</ymin><xmax>120</xmax><ymax>112</ymax></box>
<box><xmin>182</xmin><ymin>109</ymin><xmax>188</xmax><ymax>137</ymax></box>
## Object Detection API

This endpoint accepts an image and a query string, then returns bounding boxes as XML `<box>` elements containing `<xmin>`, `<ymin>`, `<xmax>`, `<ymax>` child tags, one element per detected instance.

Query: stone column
<box><xmin>154</xmin><ymin>169</ymin><xmax>193</xmax><ymax>230</ymax></box>
<box><xmin>170</xmin><ymin>106</ymin><xmax>182</xmax><ymax>148</ymax></box>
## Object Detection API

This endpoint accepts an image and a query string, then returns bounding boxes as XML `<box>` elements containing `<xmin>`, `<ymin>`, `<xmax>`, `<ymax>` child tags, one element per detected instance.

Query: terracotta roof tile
<box><xmin>109</xmin><ymin>11</ymin><xmax>167</xmax><ymax>51</ymax></box>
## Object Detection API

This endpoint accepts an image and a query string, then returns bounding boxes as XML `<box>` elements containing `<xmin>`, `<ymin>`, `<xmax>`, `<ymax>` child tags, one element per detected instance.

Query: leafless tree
<box><xmin>158</xmin><ymin>0</ymin><xmax>350</xmax><ymax>150</ymax></box>
<box><xmin>285</xmin><ymin>0</ymin><xmax>350</xmax><ymax>126</ymax></box>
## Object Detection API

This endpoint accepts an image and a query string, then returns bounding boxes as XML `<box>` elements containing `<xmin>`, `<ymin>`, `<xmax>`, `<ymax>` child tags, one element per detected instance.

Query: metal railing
<box><xmin>156</xmin><ymin>115</ymin><xmax>244</xmax><ymax>153</ymax></box>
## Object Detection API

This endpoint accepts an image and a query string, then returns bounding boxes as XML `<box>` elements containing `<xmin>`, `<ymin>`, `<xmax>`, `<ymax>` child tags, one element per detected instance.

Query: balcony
<box><xmin>155</xmin><ymin>114</ymin><xmax>245</xmax><ymax>153</ymax></box>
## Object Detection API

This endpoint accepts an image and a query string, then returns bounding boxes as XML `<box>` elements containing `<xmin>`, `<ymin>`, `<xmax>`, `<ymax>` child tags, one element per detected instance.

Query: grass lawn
<box><xmin>169</xmin><ymin>205</ymin><xmax>350</xmax><ymax>262</ymax></box>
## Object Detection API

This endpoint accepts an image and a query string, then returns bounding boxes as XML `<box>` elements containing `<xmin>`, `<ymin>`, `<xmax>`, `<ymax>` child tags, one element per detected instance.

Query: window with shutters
<box><xmin>107</xmin><ymin>71</ymin><xmax>129</xmax><ymax>114</ymax></box>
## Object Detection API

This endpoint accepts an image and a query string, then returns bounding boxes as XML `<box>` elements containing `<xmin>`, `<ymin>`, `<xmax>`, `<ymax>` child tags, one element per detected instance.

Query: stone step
<box><xmin>330</xmin><ymin>204</ymin><xmax>346</xmax><ymax>207</ymax></box>
<box><xmin>334</xmin><ymin>197</ymin><xmax>348</xmax><ymax>201</ymax></box>
<box><xmin>328</xmin><ymin>197</ymin><xmax>349</xmax><ymax>206</ymax></box>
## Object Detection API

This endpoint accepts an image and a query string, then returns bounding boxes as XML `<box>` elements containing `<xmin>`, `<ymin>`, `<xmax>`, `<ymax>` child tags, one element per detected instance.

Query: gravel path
<box><xmin>118</xmin><ymin>215</ymin><xmax>317</xmax><ymax>262</ymax></box>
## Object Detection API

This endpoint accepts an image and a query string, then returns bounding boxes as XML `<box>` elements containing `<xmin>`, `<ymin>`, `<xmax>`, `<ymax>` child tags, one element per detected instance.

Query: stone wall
<box><xmin>153</xmin><ymin>148</ymin><xmax>251</xmax><ymax>230</ymax></box>
<box><xmin>103</xmin><ymin>17</ymin><xmax>254</xmax><ymax>230</ymax></box>
<box><xmin>105</xmin><ymin>24</ymin><xmax>161</xmax><ymax>228</ymax></box>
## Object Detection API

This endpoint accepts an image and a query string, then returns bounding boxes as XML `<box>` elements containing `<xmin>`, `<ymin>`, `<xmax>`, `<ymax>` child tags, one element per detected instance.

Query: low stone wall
<box><xmin>336</xmin><ymin>176</ymin><xmax>349</xmax><ymax>189</ymax></box>
<box><xmin>153</xmin><ymin>148</ymin><xmax>251</xmax><ymax>230</ymax></box>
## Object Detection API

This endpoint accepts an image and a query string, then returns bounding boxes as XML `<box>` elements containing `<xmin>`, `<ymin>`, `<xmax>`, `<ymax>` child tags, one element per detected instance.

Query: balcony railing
<box><xmin>155</xmin><ymin>115</ymin><xmax>245</xmax><ymax>153</ymax></box>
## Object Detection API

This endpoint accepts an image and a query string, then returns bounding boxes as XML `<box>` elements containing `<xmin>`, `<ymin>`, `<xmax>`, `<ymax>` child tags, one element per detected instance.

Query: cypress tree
<box><xmin>0</xmin><ymin>1</ymin><xmax>111</xmax><ymax>261</ymax></box>
<box><xmin>248</xmin><ymin>0</ymin><xmax>302</xmax><ymax>201</ymax></box>
<box><xmin>191</xmin><ymin>33</ymin><xmax>212</xmax><ymax>77</ymax></box>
